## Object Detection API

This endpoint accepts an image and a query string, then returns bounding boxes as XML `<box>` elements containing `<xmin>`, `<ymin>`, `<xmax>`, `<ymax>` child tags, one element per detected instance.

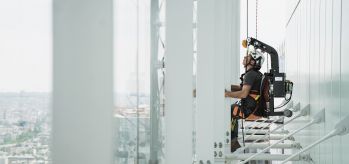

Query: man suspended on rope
<box><xmin>225</xmin><ymin>42</ymin><xmax>265</xmax><ymax>152</ymax></box>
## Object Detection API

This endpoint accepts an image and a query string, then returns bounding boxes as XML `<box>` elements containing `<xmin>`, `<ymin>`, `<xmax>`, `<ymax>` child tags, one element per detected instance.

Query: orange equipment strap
<box><xmin>232</xmin><ymin>93</ymin><xmax>262</xmax><ymax>121</ymax></box>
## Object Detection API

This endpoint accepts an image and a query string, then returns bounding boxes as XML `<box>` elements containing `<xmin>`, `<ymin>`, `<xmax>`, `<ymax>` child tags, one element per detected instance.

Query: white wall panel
<box><xmin>341</xmin><ymin>0</ymin><xmax>349</xmax><ymax>163</ymax></box>
<box><xmin>285</xmin><ymin>0</ymin><xmax>349</xmax><ymax>163</ymax></box>
<box><xmin>324</xmin><ymin>0</ymin><xmax>334</xmax><ymax>163</ymax></box>
<box><xmin>332</xmin><ymin>0</ymin><xmax>342</xmax><ymax>163</ymax></box>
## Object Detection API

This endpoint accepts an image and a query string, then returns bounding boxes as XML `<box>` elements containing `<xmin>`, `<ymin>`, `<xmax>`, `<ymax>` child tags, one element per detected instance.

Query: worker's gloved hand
<box><xmin>225</xmin><ymin>89</ymin><xmax>231</xmax><ymax>97</ymax></box>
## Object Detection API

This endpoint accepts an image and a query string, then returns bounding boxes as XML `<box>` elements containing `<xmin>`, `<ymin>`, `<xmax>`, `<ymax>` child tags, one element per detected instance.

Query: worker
<box><xmin>225</xmin><ymin>44</ymin><xmax>265</xmax><ymax>152</ymax></box>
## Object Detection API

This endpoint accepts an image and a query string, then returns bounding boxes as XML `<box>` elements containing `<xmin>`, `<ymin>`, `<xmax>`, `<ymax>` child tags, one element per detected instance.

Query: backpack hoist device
<box><xmin>232</xmin><ymin>37</ymin><xmax>293</xmax><ymax>121</ymax></box>
<box><xmin>245</xmin><ymin>37</ymin><xmax>293</xmax><ymax>118</ymax></box>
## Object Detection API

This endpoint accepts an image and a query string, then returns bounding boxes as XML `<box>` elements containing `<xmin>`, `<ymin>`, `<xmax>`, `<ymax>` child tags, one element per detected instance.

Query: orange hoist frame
<box><xmin>232</xmin><ymin>93</ymin><xmax>262</xmax><ymax>121</ymax></box>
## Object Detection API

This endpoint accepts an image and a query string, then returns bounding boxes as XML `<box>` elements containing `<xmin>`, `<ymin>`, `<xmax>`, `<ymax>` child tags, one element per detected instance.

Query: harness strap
<box><xmin>232</xmin><ymin>93</ymin><xmax>262</xmax><ymax>120</ymax></box>
<box><xmin>249</xmin><ymin>90</ymin><xmax>260</xmax><ymax>95</ymax></box>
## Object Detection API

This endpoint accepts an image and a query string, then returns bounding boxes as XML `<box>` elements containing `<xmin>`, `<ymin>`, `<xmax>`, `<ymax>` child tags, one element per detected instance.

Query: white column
<box><xmin>220</xmin><ymin>0</ymin><xmax>241</xmax><ymax>159</ymax></box>
<box><xmin>165</xmin><ymin>0</ymin><xmax>193</xmax><ymax>163</ymax></box>
<box><xmin>196</xmin><ymin>0</ymin><xmax>215</xmax><ymax>162</ymax></box>
<box><xmin>196</xmin><ymin>0</ymin><xmax>240</xmax><ymax>162</ymax></box>
<box><xmin>52</xmin><ymin>0</ymin><xmax>114</xmax><ymax>164</ymax></box>
<box><xmin>214</xmin><ymin>2</ymin><xmax>227</xmax><ymax>154</ymax></box>
<box><xmin>224</xmin><ymin>0</ymin><xmax>240</xmax><ymax>153</ymax></box>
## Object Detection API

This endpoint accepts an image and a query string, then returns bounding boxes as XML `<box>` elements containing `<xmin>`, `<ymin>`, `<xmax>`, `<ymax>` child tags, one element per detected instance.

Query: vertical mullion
<box><xmin>165</xmin><ymin>0</ymin><xmax>193</xmax><ymax>163</ymax></box>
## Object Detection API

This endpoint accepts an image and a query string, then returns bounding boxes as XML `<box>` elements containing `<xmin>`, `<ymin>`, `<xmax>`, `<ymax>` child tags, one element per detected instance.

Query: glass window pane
<box><xmin>0</xmin><ymin>0</ymin><xmax>52</xmax><ymax>163</ymax></box>
<box><xmin>114</xmin><ymin>0</ymin><xmax>151</xmax><ymax>163</ymax></box>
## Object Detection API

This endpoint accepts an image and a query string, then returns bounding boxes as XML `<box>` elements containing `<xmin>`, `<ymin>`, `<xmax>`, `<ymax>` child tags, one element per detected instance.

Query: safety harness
<box><xmin>232</xmin><ymin>69</ymin><xmax>264</xmax><ymax>120</ymax></box>
<box><xmin>230</xmin><ymin>69</ymin><xmax>267</xmax><ymax>151</ymax></box>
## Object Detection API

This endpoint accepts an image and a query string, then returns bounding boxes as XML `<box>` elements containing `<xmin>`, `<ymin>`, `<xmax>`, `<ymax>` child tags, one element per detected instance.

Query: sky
<box><xmin>0</xmin><ymin>0</ymin><xmax>285</xmax><ymax>93</ymax></box>
<box><xmin>114</xmin><ymin>0</ymin><xmax>150</xmax><ymax>95</ymax></box>
<box><xmin>0</xmin><ymin>0</ymin><xmax>52</xmax><ymax>92</ymax></box>
<box><xmin>0</xmin><ymin>0</ymin><xmax>149</xmax><ymax>93</ymax></box>
<box><xmin>240</xmin><ymin>0</ymin><xmax>287</xmax><ymax>73</ymax></box>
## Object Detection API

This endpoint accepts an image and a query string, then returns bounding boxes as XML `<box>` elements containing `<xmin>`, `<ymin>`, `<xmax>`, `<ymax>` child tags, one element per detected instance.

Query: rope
<box><xmin>247</xmin><ymin>0</ymin><xmax>249</xmax><ymax>38</ymax></box>
<box><xmin>245</xmin><ymin>0</ymin><xmax>249</xmax><ymax>73</ymax></box>
<box><xmin>256</xmin><ymin>0</ymin><xmax>258</xmax><ymax>39</ymax></box>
